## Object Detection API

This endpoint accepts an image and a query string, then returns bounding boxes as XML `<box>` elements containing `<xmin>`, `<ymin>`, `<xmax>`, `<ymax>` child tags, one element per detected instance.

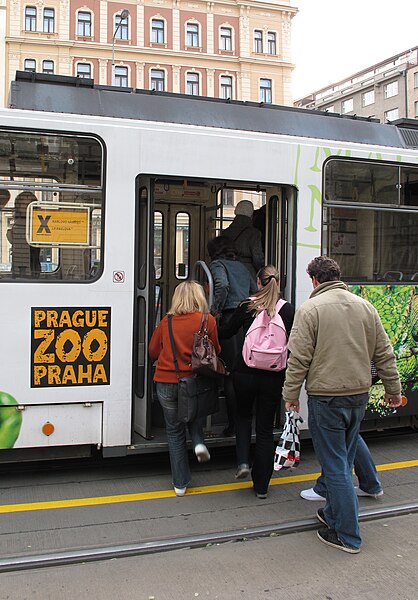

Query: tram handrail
<box><xmin>192</xmin><ymin>260</ymin><xmax>214</xmax><ymax>309</ymax></box>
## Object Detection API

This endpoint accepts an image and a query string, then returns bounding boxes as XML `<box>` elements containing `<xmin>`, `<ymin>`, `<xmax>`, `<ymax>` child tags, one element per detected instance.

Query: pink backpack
<box><xmin>242</xmin><ymin>299</ymin><xmax>288</xmax><ymax>371</ymax></box>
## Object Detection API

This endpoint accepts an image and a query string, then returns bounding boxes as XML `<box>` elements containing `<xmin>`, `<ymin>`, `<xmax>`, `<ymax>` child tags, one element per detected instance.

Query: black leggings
<box><xmin>233</xmin><ymin>370</ymin><xmax>285</xmax><ymax>494</ymax></box>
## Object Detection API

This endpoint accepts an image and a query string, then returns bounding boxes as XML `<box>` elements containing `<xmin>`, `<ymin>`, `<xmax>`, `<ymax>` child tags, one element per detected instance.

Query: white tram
<box><xmin>0</xmin><ymin>72</ymin><xmax>417</xmax><ymax>460</ymax></box>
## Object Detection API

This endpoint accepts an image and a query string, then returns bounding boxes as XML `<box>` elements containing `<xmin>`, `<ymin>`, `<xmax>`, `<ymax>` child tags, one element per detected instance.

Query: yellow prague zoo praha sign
<box><xmin>30</xmin><ymin>206</ymin><xmax>89</xmax><ymax>245</ymax></box>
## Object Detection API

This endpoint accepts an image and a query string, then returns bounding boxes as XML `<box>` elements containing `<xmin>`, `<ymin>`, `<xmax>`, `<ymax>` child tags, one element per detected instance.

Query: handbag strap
<box><xmin>167</xmin><ymin>315</ymin><xmax>181</xmax><ymax>381</ymax></box>
<box><xmin>197</xmin><ymin>312</ymin><xmax>209</xmax><ymax>335</ymax></box>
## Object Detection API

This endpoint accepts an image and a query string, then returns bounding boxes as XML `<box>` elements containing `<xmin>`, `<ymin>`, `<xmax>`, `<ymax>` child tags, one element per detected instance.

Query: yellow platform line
<box><xmin>0</xmin><ymin>458</ymin><xmax>417</xmax><ymax>514</ymax></box>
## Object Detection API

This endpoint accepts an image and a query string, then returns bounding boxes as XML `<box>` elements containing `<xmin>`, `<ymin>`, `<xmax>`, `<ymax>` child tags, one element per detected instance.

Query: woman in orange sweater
<box><xmin>149</xmin><ymin>281</ymin><xmax>221</xmax><ymax>496</ymax></box>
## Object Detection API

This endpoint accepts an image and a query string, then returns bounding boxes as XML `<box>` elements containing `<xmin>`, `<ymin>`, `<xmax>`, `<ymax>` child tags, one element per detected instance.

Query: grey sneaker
<box><xmin>235</xmin><ymin>464</ymin><xmax>251</xmax><ymax>479</ymax></box>
<box><xmin>317</xmin><ymin>528</ymin><xmax>360</xmax><ymax>554</ymax></box>
<box><xmin>355</xmin><ymin>486</ymin><xmax>384</xmax><ymax>499</ymax></box>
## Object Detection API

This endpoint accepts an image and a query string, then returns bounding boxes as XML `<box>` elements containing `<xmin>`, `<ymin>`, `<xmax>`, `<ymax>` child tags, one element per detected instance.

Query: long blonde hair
<box><xmin>168</xmin><ymin>281</ymin><xmax>209</xmax><ymax>315</ymax></box>
<box><xmin>246</xmin><ymin>265</ymin><xmax>281</xmax><ymax>317</ymax></box>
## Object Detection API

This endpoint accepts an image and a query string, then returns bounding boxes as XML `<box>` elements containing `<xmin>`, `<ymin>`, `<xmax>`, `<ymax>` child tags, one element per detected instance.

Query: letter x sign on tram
<box><xmin>29</xmin><ymin>205</ymin><xmax>90</xmax><ymax>246</ymax></box>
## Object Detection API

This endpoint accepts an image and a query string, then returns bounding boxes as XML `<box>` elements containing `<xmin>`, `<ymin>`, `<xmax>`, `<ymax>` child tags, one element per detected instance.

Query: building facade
<box><xmin>3</xmin><ymin>0</ymin><xmax>297</xmax><ymax>107</ymax></box>
<box><xmin>295</xmin><ymin>47</ymin><xmax>418</xmax><ymax>122</ymax></box>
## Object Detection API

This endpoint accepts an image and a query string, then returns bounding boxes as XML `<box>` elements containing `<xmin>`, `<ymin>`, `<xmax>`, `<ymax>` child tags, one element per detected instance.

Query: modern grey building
<box><xmin>295</xmin><ymin>47</ymin><xmax>418</xmax><ymax>123</ymax></box>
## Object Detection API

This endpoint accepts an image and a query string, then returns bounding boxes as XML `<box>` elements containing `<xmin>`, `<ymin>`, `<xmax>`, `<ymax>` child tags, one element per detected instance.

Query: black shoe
<box><xmin>253</xmin><ymin>488</ymin><xmax>268</xmax><ymax>499</ymax></box>
<box><xmin>317</xmin><ymin>508</ymin><xmax>328</xmax><ymax>526</ymax></box>
<box><xmin>317</xmin><ymin>528</ymin><xmax>360</xmax><ymax>554</ymax></box>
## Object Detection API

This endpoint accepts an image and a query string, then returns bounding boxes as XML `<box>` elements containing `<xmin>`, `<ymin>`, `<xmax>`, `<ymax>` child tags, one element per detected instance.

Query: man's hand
<box><xmin>285</xmin><ymin>400</ymin><xmax>300</xmax><ymax>412</ymax></box>
<box><xmin>384</xmin><ymin>392</ymin><xmax>402</xmax><ymax>408</ymax></box>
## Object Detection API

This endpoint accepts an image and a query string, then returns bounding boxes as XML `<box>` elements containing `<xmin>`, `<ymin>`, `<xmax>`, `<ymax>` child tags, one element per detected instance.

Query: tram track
<box><xmin>1</xmin><ymin>501</ymin><xmax>417</xmax><ymax>574</ymax></box>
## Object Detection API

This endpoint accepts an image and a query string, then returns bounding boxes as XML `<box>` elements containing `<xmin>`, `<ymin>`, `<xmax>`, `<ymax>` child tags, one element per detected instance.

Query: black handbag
<box><xmin>168</xmin><ymin>315</ymin><xmax>219</xmax><ymax>423</ymax></box>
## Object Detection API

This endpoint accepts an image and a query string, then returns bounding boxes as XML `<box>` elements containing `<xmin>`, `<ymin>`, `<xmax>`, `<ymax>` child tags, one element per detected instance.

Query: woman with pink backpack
<box><xmin>218</xmin><ymin>265</ymin><xmax>294</xmax><ymax>498</ymax></box>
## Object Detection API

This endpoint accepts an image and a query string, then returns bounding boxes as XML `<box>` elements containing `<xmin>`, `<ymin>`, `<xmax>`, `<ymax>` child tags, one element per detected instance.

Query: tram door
<box><xmin>153</xmin><ymin>202</ymin><xmax>202</xmax><ymax>324</ymax></box>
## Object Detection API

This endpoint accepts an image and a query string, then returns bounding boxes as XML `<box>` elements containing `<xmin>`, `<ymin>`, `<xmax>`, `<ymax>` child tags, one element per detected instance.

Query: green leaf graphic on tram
<box><xmin>351</xmin><ymin>285</ymin><xmax>418</xmax><ymax>416</ymax></box>
<box><xmin>0</xmin><ymin>391</ymin><xmax>23</xmax><ymax>448</ymax></box>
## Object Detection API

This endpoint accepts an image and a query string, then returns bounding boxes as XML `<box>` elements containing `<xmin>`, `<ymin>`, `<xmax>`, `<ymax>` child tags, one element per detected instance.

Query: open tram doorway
<box><xmin>132</xmin><ymin>176</ymin><xmax>297</xmax><ymax>445</ymax></box>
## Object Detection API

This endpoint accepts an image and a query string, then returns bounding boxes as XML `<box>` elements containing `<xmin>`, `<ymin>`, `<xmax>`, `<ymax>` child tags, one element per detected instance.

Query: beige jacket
<box><xmin>282</xmin><ymin>281</ymin><xmax>401</xmax><ymax>403</ymax></box>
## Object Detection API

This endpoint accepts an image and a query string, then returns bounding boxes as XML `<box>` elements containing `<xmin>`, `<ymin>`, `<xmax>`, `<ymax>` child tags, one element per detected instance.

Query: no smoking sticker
<box><xmin>113</xmin><ymin>271</ymin><xmax>125</xmax><ymax>283</ymax></box>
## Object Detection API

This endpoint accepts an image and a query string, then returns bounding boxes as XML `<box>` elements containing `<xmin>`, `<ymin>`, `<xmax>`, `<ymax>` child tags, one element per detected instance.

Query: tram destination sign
<box><xmin>31</xmin><ymin>307</ymin><xmax>111</xmax><ymax>387</ymax></box>
<box><xmin>29</xmin><ymin>205</ymin><xmax>90</xmax><ymax>246</ymax></box>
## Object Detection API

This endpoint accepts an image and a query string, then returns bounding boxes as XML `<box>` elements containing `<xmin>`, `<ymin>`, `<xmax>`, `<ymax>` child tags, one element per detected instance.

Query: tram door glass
<box><xmin>152</xmin><ymin>203</ymin><xmax>200</xmax><ymax>320</ymax></box>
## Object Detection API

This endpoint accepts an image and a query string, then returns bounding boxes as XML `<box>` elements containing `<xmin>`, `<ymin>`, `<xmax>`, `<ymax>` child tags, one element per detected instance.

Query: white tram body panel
<box><xmin>0</xmin><ymin>74</ymin><xmax>417</xmax><ymax>456</ymax></box>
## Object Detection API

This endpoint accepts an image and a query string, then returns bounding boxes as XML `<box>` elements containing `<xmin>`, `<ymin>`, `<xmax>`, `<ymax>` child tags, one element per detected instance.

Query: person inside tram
<box><xmin>207</xmin><ymin>236</ymin><xmax>257</xmax><ymax>437</ymax></box>
<box><xmin>148</xmin><ymin>281</ymin><xmax>220</xmax><ymax>497</ymax></box>
<box><xmin>6</xmin><ymin>191</ymin><xmax>41</xmax><ymax>278</ymax></box>
<box><xmin>222</xmin><ymin>200</ymin><xmax>265</xmax><ymax>281</ymax></box>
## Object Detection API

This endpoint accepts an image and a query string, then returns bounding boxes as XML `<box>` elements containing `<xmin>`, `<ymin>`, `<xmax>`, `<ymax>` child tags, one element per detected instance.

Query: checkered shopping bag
<box><xmin>274</xmin><ymin>410</ymin><xmax>303</xmax><ymax>471</ymax></box>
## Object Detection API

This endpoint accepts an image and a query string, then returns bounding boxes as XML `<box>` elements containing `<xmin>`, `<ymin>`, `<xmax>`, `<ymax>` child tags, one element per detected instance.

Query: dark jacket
<box><xmin>223</xmin><ymin>215</ymin><xmax>264</xmax><ymax>278</ymax></box>
<box><xmin>218</xmin><ymin>299</ymin><xmax>295</xmax><ymax>374</ymax></box>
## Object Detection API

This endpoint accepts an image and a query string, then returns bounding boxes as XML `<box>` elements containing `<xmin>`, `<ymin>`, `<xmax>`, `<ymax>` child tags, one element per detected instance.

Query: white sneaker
<box><xmin>194</xmin><ymin>444</ymin><xmax>211</xmax><ymax>463</ymax></box>
<box><xmin>355</xmin><ymin>486</ymin><xmax>384</xmax><ymax>498</ymax></box>
<box><xmin>174</xmin><ymin>486</ymin><xmax>187</xmax><ymax>497</ymax></box>
<box><xmin>300</xmin><ymin>487</ymin><xmax>326</xmax><ymax>501</ymax></box>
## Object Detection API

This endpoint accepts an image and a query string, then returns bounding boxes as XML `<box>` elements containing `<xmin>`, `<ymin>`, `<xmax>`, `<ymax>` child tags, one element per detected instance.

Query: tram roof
<box><xmin>8</xmin><ymin>71</ymin><xmax>418</xmax><ymax>150</ymax></box>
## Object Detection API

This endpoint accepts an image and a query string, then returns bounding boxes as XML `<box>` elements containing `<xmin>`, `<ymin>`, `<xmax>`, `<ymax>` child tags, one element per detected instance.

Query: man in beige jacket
<box><xmin>282</xmin><ymin>256</ymin><xmax>402</xmax><ymax>554</ymax></box>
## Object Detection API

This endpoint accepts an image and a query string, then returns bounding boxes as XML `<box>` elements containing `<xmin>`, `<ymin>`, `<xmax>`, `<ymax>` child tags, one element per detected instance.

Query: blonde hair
<box><xmin>168</xmin><ymin>281</ymin><xmax>209</xmax><ymax>315</ymax></box>
<box><xmin>246</xmin><ymin>265</ymin><xmax>281</xmax><ymax>317</ymax></box>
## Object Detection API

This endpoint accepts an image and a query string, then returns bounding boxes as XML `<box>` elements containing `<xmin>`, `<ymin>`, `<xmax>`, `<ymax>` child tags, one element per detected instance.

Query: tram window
<box><xmin>175</xmin><ymin>212</ymin><xmax>190</xmax><ymax>279</ymax></box>
<box><xmin>400</xmin><ymin>167</ymin><xmax>418</xmax><ymax>206</ymax></box>
<box><xmin>325</xmin><ymin>161</ymin><xmax>399</xmax><ymax>205</ymax></box>
<box><xmin>153</xmin><ymin>211</ymin><xmax>163</xmax><ymax>279</ymax></box>
<box><xmin>0</xmin><ymin>130</ymin><xmax>103</xmax><ymax>282</ymax></box>
<box><xmin>323</xmin><ymin>205</ymin><xmax>418</xmax><ymax>283</ymax></box>
<box><xmin>137</xmin><ymin>187</ymin><xmax>148</xmax><ymax>290</ymax></box>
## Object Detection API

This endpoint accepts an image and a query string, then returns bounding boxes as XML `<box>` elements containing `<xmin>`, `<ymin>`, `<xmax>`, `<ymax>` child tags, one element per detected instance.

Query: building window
<box><xmin>415</xmin><ymin>100</ymin><xmax>418</xmax><ymax>118</ymax></box>
<box><xmin>362</xmin><ymin>90</ymin><xmax>375</xmax><ymax>107</ymax></box>
<box><xmin>220</xmin><ymin>75</ymin><xmax>233</xmax><ymax>99</ymax></box>
<box><xmin>42</xmin><ymin>60</ymin><xmax>54</xmax><ymax>74</ymax></box>
<box><xmin>43</xmin><ymin>8</ymin><xmax>54</xmax><ymax>33</ymax></box>
<box><xmin>151</xmin><ymin>69</ymin><xmax>165</xmax><ymax>91</ymax></box>
<box><xmin>186</xmin><ymin>72</ymin><xmax>199</xmax><ymax>95</ymax></box>
<box><xmin>77</xmin><ymin>11</ymin><xmax>92</xmax><ymax>37</ymax></box>
<box><xmin>325</xmin><ymin>105</ymin><xmax>335</xmax><ymax>113</ymax></box>
<box><xmin>76</xmin><ymin>63</ymin><xmax>91</xmax><ymax>78</ymax></box>
<box><xmin>384</xmin><ymin>108</ymin><xmax>399</xmax><ymax>121</ymax></box>
<box><xmin>186</xmin><ymin>23</ymin><xmax>199</xmax><ymax>47</ymax></box>
<box><xmin>115</xmin><ymin>66</ymin><xmax>128</xmax><ymax>87</ymax></box>
<box><xmin>341</xmin><ymin>98</ymin><xmax>354</xmax><ymax>113</ymax></box>
<box><xmin>414</xmin><ymin>72</ymin><xmax>418</xmax><ymax>88</ymax></box>
<box><xmin>24</xmin><ymin>58</ymin><xmax>36</xmax><ymax>72</ymax></box>
<box><xmin>222</xmin><ymin>189</ymin><xmax>234</xmax><ymax>206</ymax></box>
<box><xmin>254</xmin><ymin>30</ymin><xmax>263</xmax><ymax>53</ymax></box>
<box><xmin>259</xmin><ymin>79</ymin><xmax>272</xmax><ymax>103</ymax></box>
<box><xmin>384</xmin><ymin>81</ymin><xmax>398</xmax><ymax>99</ymax></box>
<box><xmin>151</xmin><ymin>19</ymin><xmax>164</xmax><ymax>44</ymax></box>
<box><xmin>220</xmin><ymin>27</ymin><xmax>232</xmax><ymax>51</ymax></box>
<box><xmin>267</xmin><ymin>32</ymin><xmax>276</xmax><ymax>55</ymax></box>
<box><xmin>115</xmin><ymin>13</ymin><xmax>129</xmax><ymax>40</ymax></box>
<box><xmin>25</xmin><ymin>6</ymin><xmax>37</xmax><ymax>31</ymax></box>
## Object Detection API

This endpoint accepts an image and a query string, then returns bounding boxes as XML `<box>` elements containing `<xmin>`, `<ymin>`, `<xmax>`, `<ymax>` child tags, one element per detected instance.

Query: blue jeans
<box><xmin>156</xmin><ymin>382</ymin><xmax>206</xmax><ymax>488</ymax></box>
<box><xmin>308</xmin><ymin>394</ymin><xmax>367</xmax><ymax>549</ymax></box>
<box><xmin>314</xmin><ymin>435</ymin><xmax>382</xmax><ymax>497</ymax></box>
